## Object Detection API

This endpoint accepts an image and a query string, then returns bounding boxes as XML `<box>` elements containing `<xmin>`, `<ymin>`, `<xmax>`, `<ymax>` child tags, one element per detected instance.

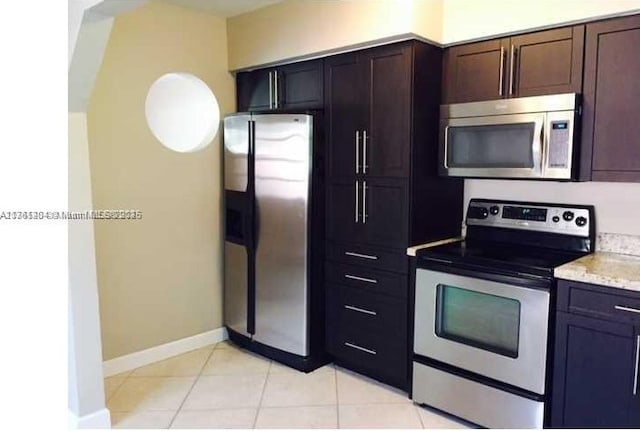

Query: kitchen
<box><xmin>66</xmin><ymin>2</ymin><xmax>640</xmax><ymax>428</ymax></box>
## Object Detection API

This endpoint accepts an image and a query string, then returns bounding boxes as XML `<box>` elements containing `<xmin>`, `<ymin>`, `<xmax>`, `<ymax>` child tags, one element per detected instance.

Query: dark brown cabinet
<box><xmin>237</xmin><ymin>59</ymin><xmax>323</xmax><ymax>112</ymax></box>
<box><xmin>580</xmin><ymin>14</ymin><xmax>640</xmax><ymax>182</ymax></box>
<box><xmin>442</xmin><ymin>26</ymin><xmax>584</xmax><ymax>103</ymax></box>
<box><xmin>324</xmin><ymin>40</ymin><xmax>464</xmax><ymax>391</ymax></box>
<box><xmin>326</xmin><ymin>178</ymin><xmax>409</xmax><ymax>249</ymax></box>
<box><xmin>325</xmin><ymin>43</ymin><xmax>412</xmax><ymax>179</ymax></box>
<box><xmin>552</xmin><ymin>280</ymin><xmax>640</xmax><ymax>427</ymax></box>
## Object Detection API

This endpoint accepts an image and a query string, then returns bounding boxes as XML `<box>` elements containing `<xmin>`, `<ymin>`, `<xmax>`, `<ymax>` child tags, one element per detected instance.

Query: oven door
<box><xmin>439</xmin><ymin>113</ymin><xmax>545</xmax><ymax>179</ymax></box>
<box><xmin>414</xmin><ymin>268</ymin><xmax>550</xmax><ymax>395</ymax></box>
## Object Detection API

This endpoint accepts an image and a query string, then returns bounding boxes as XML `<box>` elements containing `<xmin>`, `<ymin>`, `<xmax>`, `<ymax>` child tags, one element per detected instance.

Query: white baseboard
<box><xmin>68</xmin><ymin>407</ymin><xmax>111</xmax><ymax>429</ymax></box>
<box><xmin>103</xmin><ymin>327</ymin><xmax>228</xmax><ymax>377</ymax></box>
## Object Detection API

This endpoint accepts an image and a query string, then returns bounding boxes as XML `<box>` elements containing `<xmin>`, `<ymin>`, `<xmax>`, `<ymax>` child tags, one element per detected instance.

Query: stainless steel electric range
<box><xmin>412</xmin><ymin>199</ymin><xmax>595</xmax><ymax>429</ymax></box>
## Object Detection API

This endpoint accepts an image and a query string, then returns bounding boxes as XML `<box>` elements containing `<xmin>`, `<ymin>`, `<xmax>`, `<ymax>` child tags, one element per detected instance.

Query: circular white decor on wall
<box><xmin>145</xmin><ymin>72</ymin><xmax>220</xmax><ymax>153</ymax></box>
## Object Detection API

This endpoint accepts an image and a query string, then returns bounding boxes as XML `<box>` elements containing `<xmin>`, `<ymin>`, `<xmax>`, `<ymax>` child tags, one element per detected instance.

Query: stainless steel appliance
<box><xmin>412</xmin><ymin>199</ymin><xmax>595</xmax><ymax>428</ymax></box>
<box><xmin>223</xmin><ymin>113</ymin><xmax>325</xmax><ymax>371</ymax></box>
<box><xmin>439</xmin><ymin>93</ymin><xmax>580</xmax><ymax>180</ymax></box>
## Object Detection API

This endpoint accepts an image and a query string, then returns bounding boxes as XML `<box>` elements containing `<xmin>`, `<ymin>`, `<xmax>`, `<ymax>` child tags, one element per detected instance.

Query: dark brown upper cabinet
<box><xmin>442</xmin><ymin>26</ymin><xmax>584</xmax><ymax>103</ymax></box>
<box><xmin>580</xmin><ymin>14</ymin><xmax>640</xmax><ymax>182</ymax></box>
<box><xmin>236</xmin><ymin>59</ymin><xmax>323</xmax><ymax>112</ymax></box>
<box><xmin>325</xmin><ymin>42</ymin><xmax>412</xmax><ymax>179</ymax></box>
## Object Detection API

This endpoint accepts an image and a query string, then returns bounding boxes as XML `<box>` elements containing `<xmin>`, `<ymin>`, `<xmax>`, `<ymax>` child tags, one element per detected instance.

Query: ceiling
<box><xmin>162</xmin><ymin>0</ymin><xmax>282</xmax><ymax>17</ymax></box>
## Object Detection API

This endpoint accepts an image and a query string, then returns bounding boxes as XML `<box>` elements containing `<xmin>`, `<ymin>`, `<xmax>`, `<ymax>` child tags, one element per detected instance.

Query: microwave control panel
<box><xmin>548</xmin><ymin>121</ymin><xmax>571</xmax><ymax>168</ymax></box>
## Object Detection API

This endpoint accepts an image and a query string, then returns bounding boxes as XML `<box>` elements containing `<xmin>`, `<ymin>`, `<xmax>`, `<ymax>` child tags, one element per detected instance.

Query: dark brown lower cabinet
<box><xmin>552</xmin><ymin>280</ymin><xmax>640</xmax><ymax>427</ymax></box>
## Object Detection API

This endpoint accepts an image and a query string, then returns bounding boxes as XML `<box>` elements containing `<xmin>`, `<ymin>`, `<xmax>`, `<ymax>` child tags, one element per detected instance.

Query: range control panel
<box><xmin>466</xmin><ymin>199</ymin><xmax>592</xmax><ymax>237</ymax></box>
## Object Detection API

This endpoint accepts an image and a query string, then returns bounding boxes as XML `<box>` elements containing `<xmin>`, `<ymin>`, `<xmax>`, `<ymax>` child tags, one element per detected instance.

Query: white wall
<box><xmin>68</xmin><ymin>112</ymin><xmax>108</xmax><ymax>424</ymax></box>
<box><xmin>465</xmin><ymin>180</ymin><xmax>640</xmax><ymax>235</ymax></box>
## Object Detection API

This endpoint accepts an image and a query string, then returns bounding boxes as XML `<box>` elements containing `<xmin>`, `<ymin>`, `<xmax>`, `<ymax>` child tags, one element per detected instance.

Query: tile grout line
<box><xmin>415</xmin><ymin>403</ymin><xmax>426</xmax><ymax>429</ymax></box>
<box><xmin>252</xmin><ymin>360</ymin><xmax>272</xmax><ymax>429</ymax></box>
<box><xmin>167</xmin><ymin>344</ymin><xmax>217</xmax><ymax>429</ymax></box>
<box><xmin>104</xmin><ymin>371</ymin><xmax>131</xmax><ymax>404</ymax></box>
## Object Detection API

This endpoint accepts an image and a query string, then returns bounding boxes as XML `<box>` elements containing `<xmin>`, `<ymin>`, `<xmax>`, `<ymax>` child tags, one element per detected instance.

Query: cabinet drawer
<box><xmin>326</xmin><ymin>284</ymin><xmax>407</xmax><ymax>336</ymax></box>
<box><xmin>327</xmin><ymin>242</ymin><xmax>408</xmax><ymax>273</ymax></box>
<box><xmin>325</xmin><ymin>261</ymin><xmax>408</xmax><ymax>299</ymax></box>
<box><xmin>558</xmin><ymin>280</ymin><xmax>640</xmax><ymax>323</ymax></box>
<box><xmin>326</xmin><ymin>318</ymin><xmax>407</xmax><ymax>389</ymax></box>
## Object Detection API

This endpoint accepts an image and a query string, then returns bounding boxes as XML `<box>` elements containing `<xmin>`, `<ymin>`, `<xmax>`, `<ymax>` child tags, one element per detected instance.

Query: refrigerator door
<box><xmin>223</xmin><ymin>114</ymin><xmax>252</xmax><ymax>337</ymax></box>
<box><xmin>253</xmin><ymin>114</ymin><xmax>312</xmax><ymax>356</ymax></box>
<box><xmin>223</xmin><ymin>114</ymin><xmax>251</xmax><ymax>192</ymax></box>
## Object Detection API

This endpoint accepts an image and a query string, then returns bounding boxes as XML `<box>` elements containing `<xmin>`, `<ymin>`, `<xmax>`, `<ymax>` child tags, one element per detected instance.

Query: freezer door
<box><xmin>223</xmin><ymin>114</ymin><xmax>252</xmax><ymax>336</ymax></box>
<box><xmin>224</xmin><ymin>241</ymin><xmax>250</xmax><ymax>336</ymax></box>
<box><xmin>253</xmin><ymin>114</ymin><xmax>312</xmax><ymax>356</ymax></box>
<box><xmin>224</xmin><ymin>115</ymin><xmax>251</xmax><ymax>192</ymax></box>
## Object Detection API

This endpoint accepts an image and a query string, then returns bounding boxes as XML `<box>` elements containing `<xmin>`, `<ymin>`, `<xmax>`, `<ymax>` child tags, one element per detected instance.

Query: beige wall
<box><xmin>87</xmin><ymin>1</ymin><xmax>235</xmax><ymax>360</ymax></box>
<box><xmin>465</xmin><ymin>180</ymin><xmax>640</xmax><ymax>236</ymax></box>
<box><xmin>227</xmin><ymin>0</ymin><xmax>640</xmax><ymax>70</ymax></box>
<box><xmin>442</xmin><ymin>0</ymin><xmax>640</xmax><ymax>44</ymax></box>
<box><xmin>227</xmin><ymin>0</ymin><xmax>443</xmax><ymax>70</ymax></box>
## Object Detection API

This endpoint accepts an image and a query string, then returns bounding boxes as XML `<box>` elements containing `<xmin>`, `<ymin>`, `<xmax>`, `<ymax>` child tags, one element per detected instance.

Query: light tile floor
<box><xmin>105</xmin><ymin>341</ymin><xmax>474</xmax><ymax>429</ymax></box>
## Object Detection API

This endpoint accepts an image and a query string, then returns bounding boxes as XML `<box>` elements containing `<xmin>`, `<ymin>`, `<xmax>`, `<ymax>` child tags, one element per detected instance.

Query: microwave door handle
<box><xmin>534</xmin><ymin>118</ymin><xmax>545</xmax><ymax>176</ymax></box>
<box><xmin>443</xmin><ymin>125</ymin><xmax>450</xmax><ymax>168</ymax></box>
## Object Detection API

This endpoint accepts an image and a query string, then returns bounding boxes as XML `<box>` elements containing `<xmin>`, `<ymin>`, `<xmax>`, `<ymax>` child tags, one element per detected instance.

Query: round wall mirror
<box><xmin>145</xmin><ymin>72</ymin><xmax>220</xmax><ymax>153</ymax></box>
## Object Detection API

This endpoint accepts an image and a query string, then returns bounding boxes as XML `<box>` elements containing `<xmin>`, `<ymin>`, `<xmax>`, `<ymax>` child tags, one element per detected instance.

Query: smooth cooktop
<box><xmin>416</xmin><ymin>240</ymin><xmax>591</xmax><ymax>278</ymax></box>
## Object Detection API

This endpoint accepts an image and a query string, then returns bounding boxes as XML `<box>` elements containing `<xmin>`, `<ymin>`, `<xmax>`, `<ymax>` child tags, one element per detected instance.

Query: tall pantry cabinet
<box><xmin>323</xmin><ymin>40</ymin><xmax>464</xmax><ymax>390</ymax></box>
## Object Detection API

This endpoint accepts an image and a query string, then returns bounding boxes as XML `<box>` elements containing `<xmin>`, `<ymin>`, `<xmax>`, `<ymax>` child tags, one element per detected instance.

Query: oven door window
<box><xmin>446</xmin><ymin>123</ymin><xmax>535</xmax><ymax>168</ymax></box>
<box><xmin>435</xmin><ymin>284</ymin><xmax>521</xmax><ymax>358</ymax></box>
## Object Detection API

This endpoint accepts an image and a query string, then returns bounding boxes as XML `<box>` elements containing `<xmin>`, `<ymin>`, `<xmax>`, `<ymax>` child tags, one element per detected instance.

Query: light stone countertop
<box><xmin>406</xmin><ymin>237</ymin><xmax>463</xmax><ymax>257</ymax></box>
<box><xmin>554</xmin><ymin>252</ymin><xmax>640</xmax><ymax>292</ymax></box>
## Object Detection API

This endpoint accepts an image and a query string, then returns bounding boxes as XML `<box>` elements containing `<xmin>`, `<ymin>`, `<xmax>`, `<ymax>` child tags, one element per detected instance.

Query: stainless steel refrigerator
<box><xmin>223</xmin><ymin>113</ymin><xmax>324</xmax><ymax>371</ymax></box>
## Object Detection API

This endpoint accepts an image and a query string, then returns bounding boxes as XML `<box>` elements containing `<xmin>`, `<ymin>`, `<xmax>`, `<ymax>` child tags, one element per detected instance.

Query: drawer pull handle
<box><xmin>344</xmin><ymin>305</ymin><xmax>377</xmax><ymax>316</ymax></box>
<box><xmin>345</xmin><ymin>342</ymin><xmax>376</xmax><ymax>355</ymax></box>
<box><xmin>344</xmin><ymin>274</ymin><xmax>377</xmax><ymax>284</ymax></box>
<box><xmin>615</xmin><ymin>305</ymin><xmax>640</xmax><ymax>315</ymax></box>
<box><xmin>345</xmin><ymin>251</ymin><xmax>378</xmax><ymax>260</ymax></box>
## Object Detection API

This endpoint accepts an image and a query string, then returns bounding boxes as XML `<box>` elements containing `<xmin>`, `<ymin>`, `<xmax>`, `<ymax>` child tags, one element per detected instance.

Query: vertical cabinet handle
<box><xmin>634</xmin><ymin>335</ymin><xmax>640</xmax><ymax>396</ymax></box>
<box><xmin>499</xmin><ymin>46</ymin><xmax>505</xmax><ymax>97</ymax></box>
<box><xmin>509</xmin><ymin>45</ymin><xmax>517</xmax><ymax>96</ymax></box>
<box><xmin>362</xmin><ymin>180</ymin><xmax>368</xmax><ymax>224</ymax></box>
<box><xmin>355</xmin><ymin>180</ymin><xmax>360</xmax><ymax>223</ymax></box>
<box><xmin>274</xmin><ymin>71</ymin><xmax>279</xmax><ymax>108</ymax></box>
<box><xmin>355</xmin><ymin>131</ymin><xmax>360</xmax><ymax>174</ymax></box>
<box><xmin>268</xmin><ymin>71</ymin><xmax>273</xmax><ymax>109</ymax></box>
<box><xmin>362</xmin><ymin>130</ymin><xmax>368</xmax><ymax>174</ymax></box>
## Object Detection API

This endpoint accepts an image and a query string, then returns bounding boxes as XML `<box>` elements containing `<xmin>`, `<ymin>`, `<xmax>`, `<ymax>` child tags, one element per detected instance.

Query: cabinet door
<box><xmin>581</xmin><ymin>15</ymin><xmax>640</xmax><ymax>182</ymax></box>
<box><xmin>360</xmin><ymin>178</ymin><xmax>408</xmax><ymax>248</ymax></box>
<box><xmin>326</xmin><ymin>180</ymin><xmax>364</xmax><ymax>244</ymax></box>
<box><xmin>551</xmin><ymin>312</ymin><xmax>637</xmax><ymax>428</ymax></box>
<box><xmin>442</xmin><ymin>38</ymin><xmax>509</xmax><ymax>103</ymax></box>
<box><xmin>237</xmin><ymin>69</ymin><xmax>272</xmax><ymax>112</ymax></box>
<box><xmin>325</xmin><ymin>52</ymin><xmax>365</xmax><ymax>178</ymax></box>
<box><xmin>278</xmin><ymin>59</ymin><xmax>323</xmax><ymax>110</ymax></box>
<box><xmin>362</xmin><ymin>43</ymin><xmax>412</xmax><ymax>178</ymax></box>
<box><xmin>509</xmin><ymin>26</ymin><xmax>584</xmax><ymax>98</ymax></box>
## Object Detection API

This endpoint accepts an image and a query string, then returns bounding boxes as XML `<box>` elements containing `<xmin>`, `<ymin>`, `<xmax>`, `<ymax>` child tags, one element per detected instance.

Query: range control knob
<box><xmin>552</xmin><ymin>216</ymin><xmax>560</xmax><ymax>223</ymax></box>
<box><xmin>489</xmin><ymin>205</ymin><xmax>500</xmax><ymax>215</ymax></box>
<box><xmin>575</xmin><ymin>216</ymin><xmax>588</xmax><ymax>227</ymax></box>
<box><xmin>562</xmin><ymin>211</ymin><xmax>575</xmax><ymax>221</ymax></box>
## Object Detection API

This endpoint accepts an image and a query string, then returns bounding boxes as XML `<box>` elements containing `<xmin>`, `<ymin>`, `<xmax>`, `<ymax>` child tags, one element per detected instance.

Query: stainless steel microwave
<box><xmin>439</xmin><ymin>93</ymin><xmax>580</xmax><ymax>180</ymax></box>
